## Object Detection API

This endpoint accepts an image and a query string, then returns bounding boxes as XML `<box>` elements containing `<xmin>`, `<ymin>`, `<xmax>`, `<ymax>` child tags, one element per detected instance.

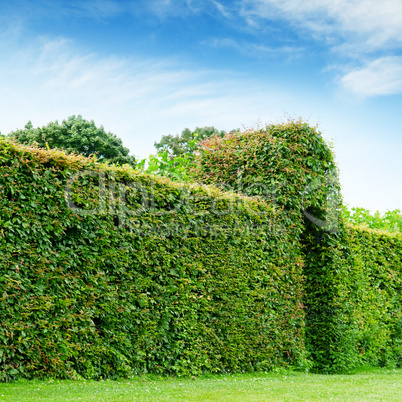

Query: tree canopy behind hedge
<box><xmin>7</xmin><ymin>115</ymin><xmax>136</xmax><ymax>168</ymax></box>
<box><xmin>343</xmin><ymin>206</ymin><xmax>402</xmax><ymax>233</ymax></box>
<box><xmin>154</xmin><ymin>126</ymin><xmax>241</xmax><ymax>159</ymax></box>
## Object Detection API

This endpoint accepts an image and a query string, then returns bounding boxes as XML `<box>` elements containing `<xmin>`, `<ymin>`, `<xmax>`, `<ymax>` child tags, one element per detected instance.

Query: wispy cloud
<box><xmin>211</xmin><ymin>1</ymin><xmax>232</xmax><ymax>18</ymax></box>
<box><xmin>340</xmin><ymin>57</ymin><xmax>402</xmax><ymax>97</ymax></box>
<box><xmin>239</xmin><ymin>0</ymin><xmax>402</xmax><ymax>52</ymax></box>
<box><xmin>208</xmin><ymin>37</ymin><xmax>304</xmax><ymax>60</ymax></box>
<box><xmin>238</xmin><ymin>0</ymin><xmax>402</xmax><ymax>96</ymax></box>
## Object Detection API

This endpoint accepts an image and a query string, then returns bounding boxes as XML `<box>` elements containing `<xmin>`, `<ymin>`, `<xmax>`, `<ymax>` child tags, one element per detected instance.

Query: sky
<box><xmin>0</xmin><ymin>0</ymin><xmax>401</xmax><ymax>212</ymax></box>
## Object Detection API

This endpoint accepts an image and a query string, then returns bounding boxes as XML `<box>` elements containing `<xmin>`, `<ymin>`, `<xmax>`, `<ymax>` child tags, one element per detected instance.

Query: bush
<box><xmin>343</xmin><ymin>206</ymin><xmax>402</xmax><ymax>233</ymax></box>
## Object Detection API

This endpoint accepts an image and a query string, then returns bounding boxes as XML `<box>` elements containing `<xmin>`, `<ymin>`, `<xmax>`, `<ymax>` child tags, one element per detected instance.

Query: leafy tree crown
<box><xmin>8</xmin><ymin>115</ymin><xmax>136</xmax><ymax>167</ymax></box>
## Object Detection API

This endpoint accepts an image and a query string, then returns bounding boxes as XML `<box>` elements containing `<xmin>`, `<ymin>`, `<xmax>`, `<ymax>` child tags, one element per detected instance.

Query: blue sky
<box><xmin>0</xmin><ymin>0</ymin><xmax>401</xmax><ymax>212</ymax></box>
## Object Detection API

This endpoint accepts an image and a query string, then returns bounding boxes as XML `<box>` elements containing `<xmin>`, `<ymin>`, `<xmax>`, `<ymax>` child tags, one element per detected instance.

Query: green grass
<box><xmin>0</xmin><ymin>367</ymin><xmax>401</xmax><ymax>401</ymax></box>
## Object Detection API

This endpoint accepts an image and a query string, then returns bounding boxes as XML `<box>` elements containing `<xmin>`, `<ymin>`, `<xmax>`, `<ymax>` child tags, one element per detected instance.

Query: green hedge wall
<box><xmin>190</xmin><ymin>120</ymin><xmax>401</xmax><ymax>373</ymax></box>
<box><xmin>347</xmin><ymin>226</ymin><xmax>402</xmax><ymax>367</ymax></box>
<box><xmin>301</xmin><ymin>209</ymin><xmax>401</xmax><ymax>373</ymax></box>
<box><xmin>0</xmin><ymin>139</ymin><xmax>307</xmax><ymax>380</ymax></box>
<box><xmin>192</xmin><ymin>120</ymin><xmax>350</xmax><ymax>372</ymax></box>
<box><xmin>1</xmin><ymin>119</ymin><xmax>401</xmax><ymax>379</ymax></box>
<box><xmin>302</xmin><ymin>218</ymin><xmax>361</xmax><ymax>373</ymax></box>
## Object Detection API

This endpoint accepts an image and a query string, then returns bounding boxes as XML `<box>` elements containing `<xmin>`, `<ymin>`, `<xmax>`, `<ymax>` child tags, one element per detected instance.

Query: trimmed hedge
<box><xmin>191</xmin><ymin>120</ymin><xmax>339</xmax><ymax>216</ymax></box>
<box><xmin>0</xmin><ymin>139</ymin><xmax>307</xmax><ymax>380</ymax></box>
<box><xmin>302</xmin><ymin>223</ymin><xmax>402</xmax><ymax>372</ymax></box>
<box><xmin>301</xmin><ymin>218</ymin><xmax>359</xmax><ymax>372</ymax></box>
<box><xmin>191</xmin><ymin>120</ymin><xmax>401</xmax><ymax>373</ymax></box>
<box><xmin>192</xmin><ymin>120</ymin><xmax>349</xmax><ymax>372</ymax></box>
<box><xmin>347</xmin><ymin>226</ymin><xmax>402</xmax><ymax>367</ymax></box>
<box><xmin>1</xmin><ymin>119</ymin><xmax>401</xmax><ymax>378</ymax></box>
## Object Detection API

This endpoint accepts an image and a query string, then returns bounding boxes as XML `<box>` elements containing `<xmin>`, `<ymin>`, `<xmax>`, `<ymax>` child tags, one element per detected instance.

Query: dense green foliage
<box><xmin>302</xmin><ymin>223</ymin><xmax>402</xmax><ymax>371</ymax></box>
<box><xmin>191</xmin><ymin>121</ymin><xmax>340</xmax><ymax>218</ymax></box>
<box><xmin>346</xmin><ymin>226</ymin><xmax>402</xmax><ymax>367</ymax></box>
<box><xmin>190</xmin><ymin>121</ymin><xmax>344</xmax><ymax>373</ymax></box>
<box><xmin>137</xmin><ymin>149</ymin><xmax>196</xmax><ymax>183</ymax></box>
<box><xmin>190</xmin><ymin>120</ymin><xmax>401</xmax><ymax>373</ymax></box>
<box><xmin>148</xmin><ymin>126</ymin><xmax>241</xmax><ymax>182</ymax></box>
<box><xmin>8</xmin><ymin>116</ymin><xmax>136</xmax><ymax>168</ymax></box>
<box><xmin>1</xmin><ymin>119</ymin><xmax>401</xmax><ymax>379</ymax></box>
<box><xmin>0</xmin><ymin>139</ymin><xmax>306</xmax><ymax>381</ymax></box>
<box><xmin>343</xmin><ymin>206</ymin><xmax>402</xmax><ymax>233</ymax></box>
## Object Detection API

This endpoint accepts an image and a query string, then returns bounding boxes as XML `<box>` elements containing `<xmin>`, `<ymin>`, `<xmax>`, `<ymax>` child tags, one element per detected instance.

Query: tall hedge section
<box><xmin>0</xmin><ymin>139</ymin><xmax>307</xmax><ymax>381</ymax></box>
<box><xmin>346</xmin><ymin>226</ymin><xmax>402</xmax><ymax>367</ymax></box>
<box><xmin>192</xmin><ymin>120</ymin><xmax>401</xmax><ymax>372</ymax></box>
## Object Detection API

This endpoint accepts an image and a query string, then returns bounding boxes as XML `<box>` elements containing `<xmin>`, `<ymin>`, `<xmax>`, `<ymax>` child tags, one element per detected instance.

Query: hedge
<box><xmin>1</xmin><ymin>119</ymin><xmax>401</xmax><ymax>379</ymax></box>
<box><xmin>0</xmin><ymin>139</ymin><xmax>307</xmax><ymax>380</ymax></box>
<box><xmin>300</xmin><ymin>222</ymin><xmax>401</xmax><ymax>372</ymax></box>
<box><xmin>191</xmin><ymin>120</ymin><xmax>401</xmax><ymax>373</ymax></box>
<box><xmin>191</xmin><ymin>120</ymin><xmax>339</xmax><ymax>216</ymax></box>
<box><xmin>347</xmin><ymin>226</ymin><xmax>402</xmax><ymax>367</ymax></box>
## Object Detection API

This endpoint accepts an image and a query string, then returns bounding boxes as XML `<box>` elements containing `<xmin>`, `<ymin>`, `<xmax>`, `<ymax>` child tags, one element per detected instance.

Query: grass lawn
<box><xmin>0</xmin><ymin>367</ymin><xmax>401</xmax><ymax>401</ymax></box>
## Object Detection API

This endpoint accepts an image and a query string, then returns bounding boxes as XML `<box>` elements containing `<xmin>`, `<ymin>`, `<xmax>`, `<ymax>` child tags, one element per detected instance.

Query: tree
<box><xmin>342</xmin><ymin>205</ymin><xmax>402</xmax><ymax>233</ymax></box>
<box><xmin>8</xmin><ymin>115</ymin><xmax>136</xmax><ymax>167</ymax></box>
<box><xmin>141</xmin><ymin>126</ymin><xmax>240</xmax><ymax>182</ymax></box>
<box><xmin>154</xmin><ymin>126</ymin><xmax>238</xmax><ymax>158</ymax></box>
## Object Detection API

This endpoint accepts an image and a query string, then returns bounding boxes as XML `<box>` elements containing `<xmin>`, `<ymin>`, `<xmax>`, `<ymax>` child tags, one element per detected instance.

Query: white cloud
<box><xmin>212</xmin><ymin>1</ymin><xmax>232</xmax><ymax>18</ymax></box>
<box><xmin>240</xmin><ymin>0</ymin><xmax>402</xmax><ymax>52</ymax></box>
<box><xmin>208</xmin><ymin>37</ymin><xmax>304</xmax><ymax>60</ymax></box>
<box><xmin>238</xmin><ymin>1</ymin><xmax>402</xmax><ymax>96</ymax></box>
<box><xmin>341</xmin><ymin>57</ymin><xmax>402</xmax><ymax>96</ymax></box>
